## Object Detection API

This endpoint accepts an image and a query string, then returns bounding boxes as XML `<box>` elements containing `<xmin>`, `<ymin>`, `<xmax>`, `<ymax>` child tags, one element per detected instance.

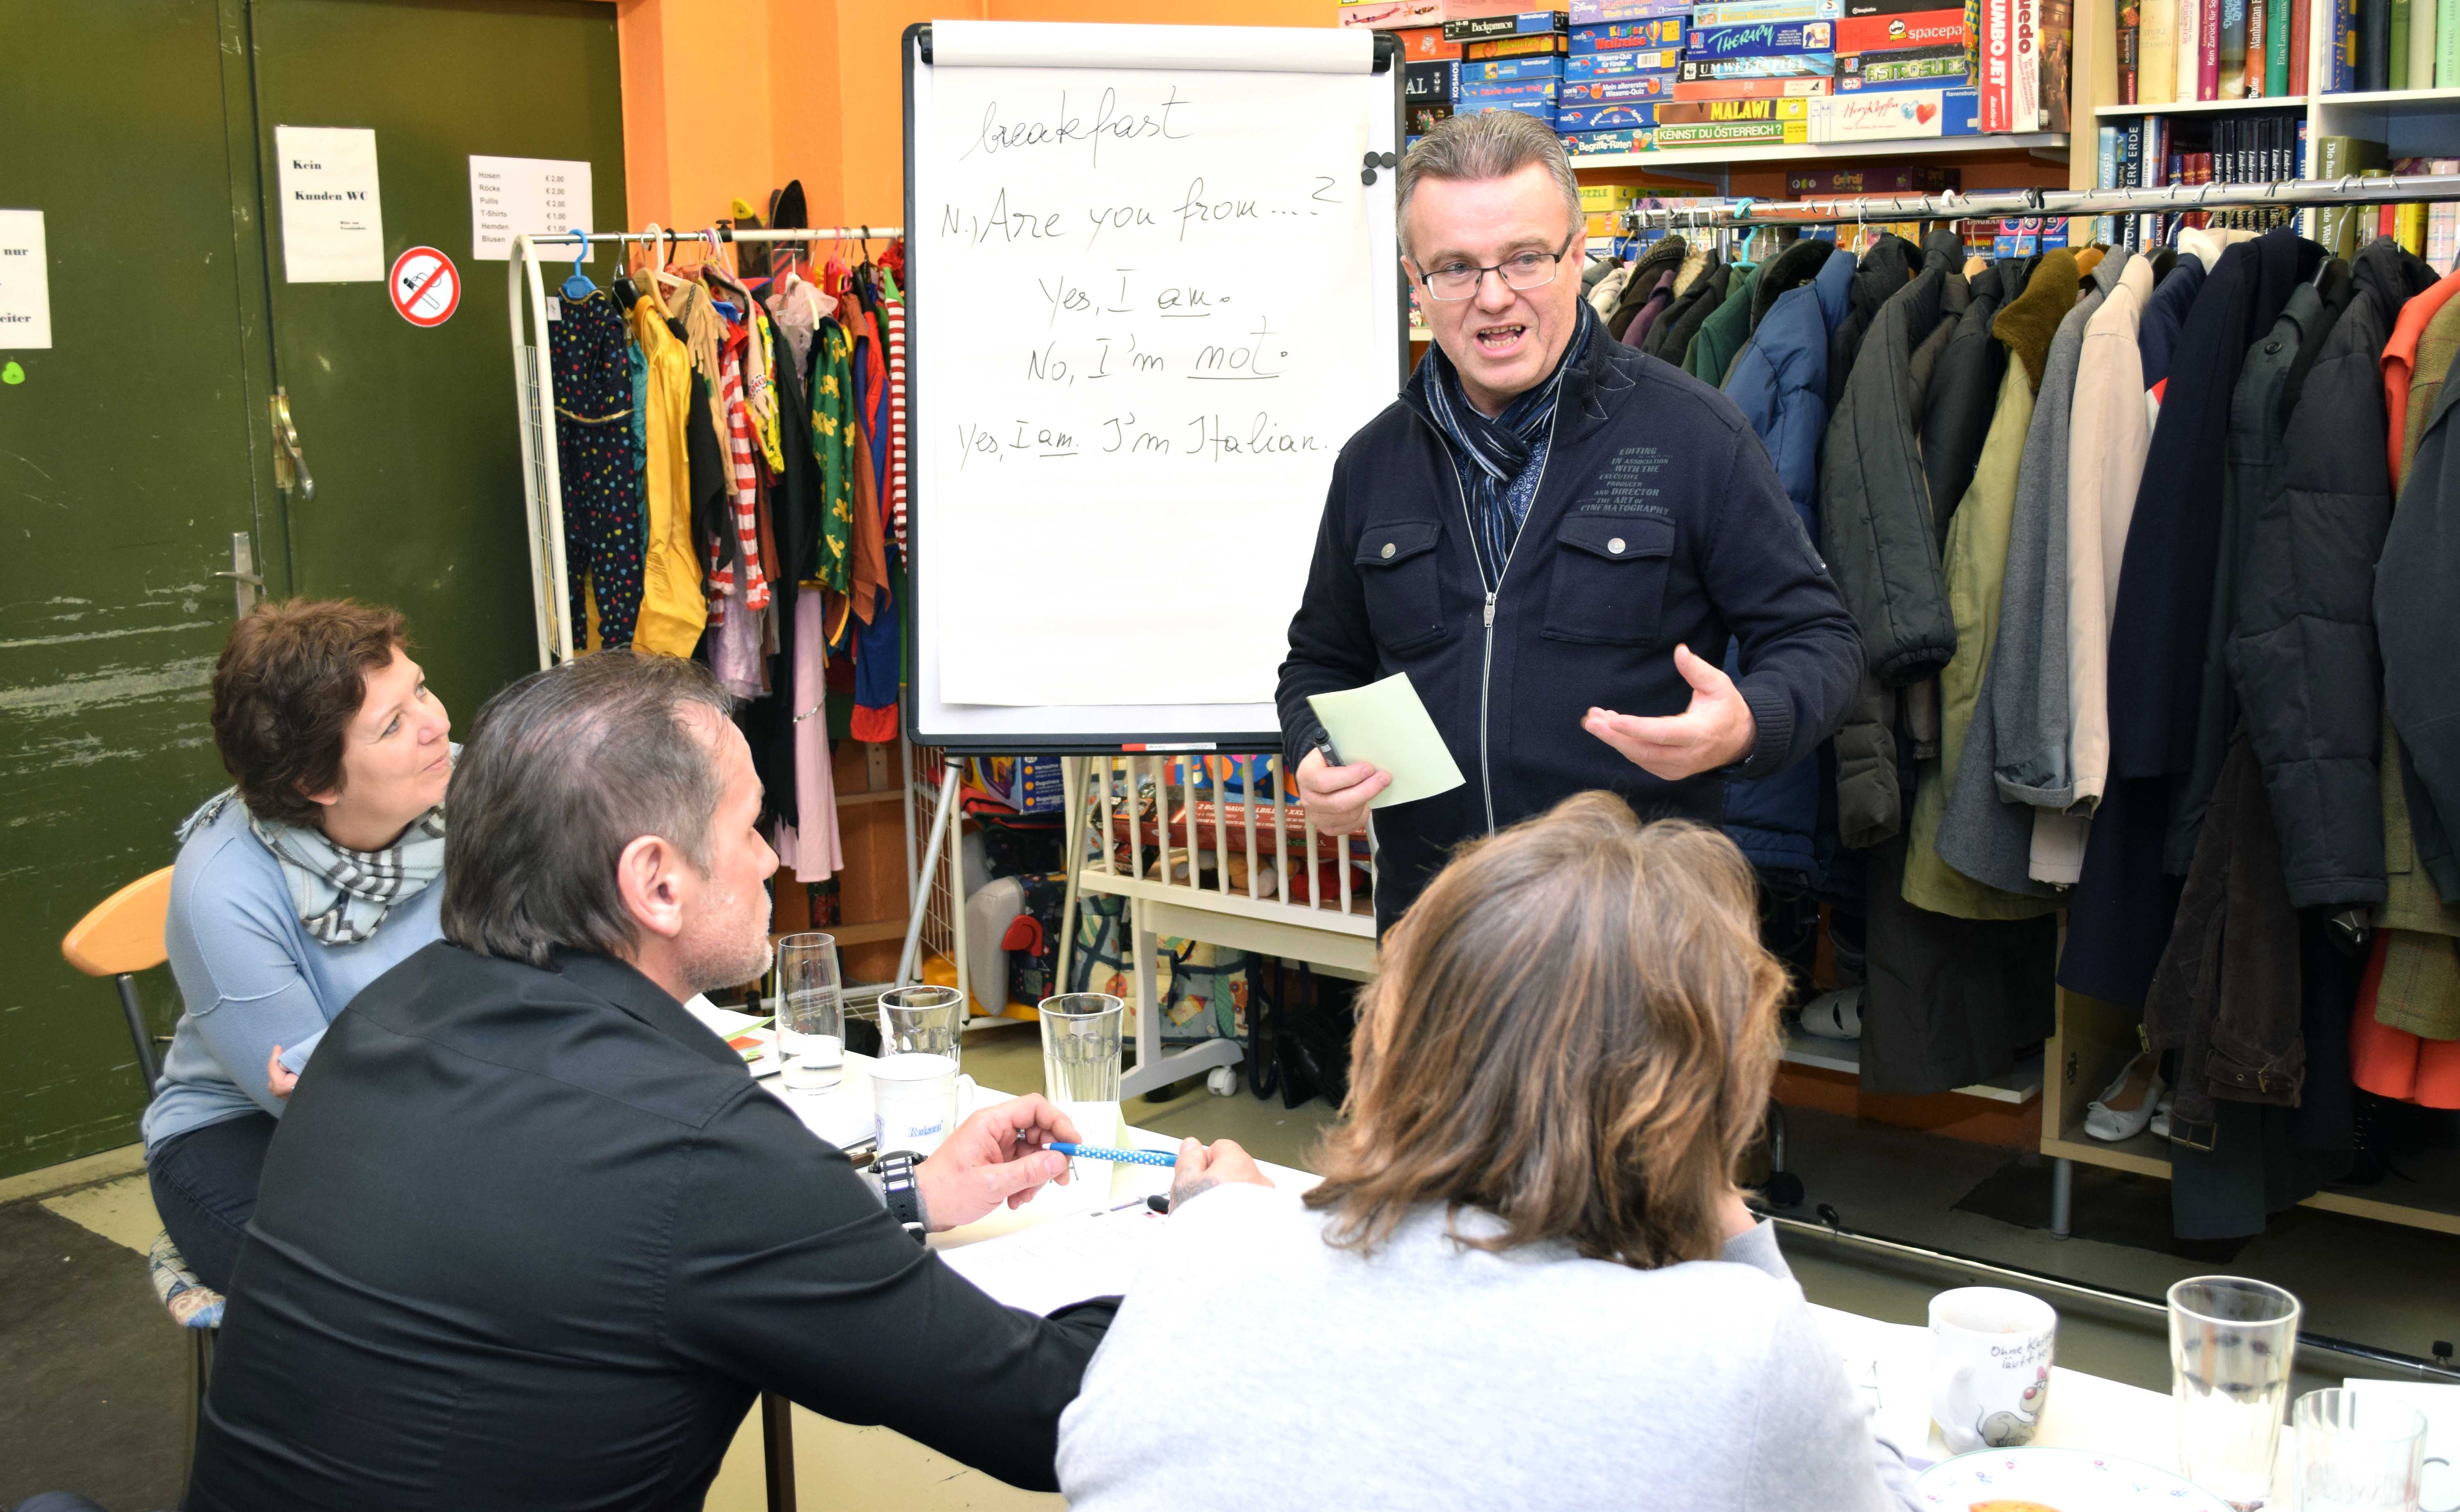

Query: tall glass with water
<box><xmin>774</xmin><ymin>933</ymin><xmax>844</xmax><ymax>1091</ymax></box>
<box><xmin>1041</xmin><ymin>993</ymin><xmax>1126</xmax><ymax>1184</ymax></box>
<box><xmin>1040</xmin><ymin>993</ymin><xmax>1125</xmax><ymax>1103</ymax></box>
<box><xmin>879</xmin><ymin>985</ymin><xmax>968</xmax><ymax>1072</ymax></box>
<box><xmin>2170</xmin><ymin>1275</ymin><xmax>2302</xmax><ymax>1509</ymax></box>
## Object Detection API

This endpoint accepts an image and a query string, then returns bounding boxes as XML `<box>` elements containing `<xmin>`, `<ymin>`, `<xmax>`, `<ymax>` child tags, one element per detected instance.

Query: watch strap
<box><xmin>874</xmin><ymin>1150</ymin><xmax>928</xmax><ymax>1243</ymax></box>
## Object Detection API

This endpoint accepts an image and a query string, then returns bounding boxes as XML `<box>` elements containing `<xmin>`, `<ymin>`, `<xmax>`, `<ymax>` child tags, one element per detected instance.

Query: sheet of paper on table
<box><xmin>938</xmin><ymin>1202</ymin><xmax>1171</xmax><ymax>1316</ymax></box>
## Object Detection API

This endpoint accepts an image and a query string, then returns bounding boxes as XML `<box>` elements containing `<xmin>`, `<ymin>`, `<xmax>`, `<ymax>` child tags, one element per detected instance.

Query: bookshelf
<box><xmin>2072</xmin><ymin>0</ymin><xmax>2460</xmax><ymax>208</ymax></box>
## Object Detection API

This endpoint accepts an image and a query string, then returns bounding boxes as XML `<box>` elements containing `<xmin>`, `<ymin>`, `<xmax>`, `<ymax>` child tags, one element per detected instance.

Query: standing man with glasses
<box><xmin>1278</xmin><ymin>110</ymin><xmax>1863</xmax><ymax>930</ymax></box>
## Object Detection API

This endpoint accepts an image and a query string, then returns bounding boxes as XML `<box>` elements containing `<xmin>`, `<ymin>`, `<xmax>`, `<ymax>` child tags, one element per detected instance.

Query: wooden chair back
<box><xmin>62</xmin><ymin>866</ymin><xmax>174</xmax><ymax>978</ymax></box>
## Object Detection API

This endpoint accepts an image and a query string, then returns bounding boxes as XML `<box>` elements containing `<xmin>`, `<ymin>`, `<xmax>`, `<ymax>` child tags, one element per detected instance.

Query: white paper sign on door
<box><xmin>0</xmin><ymin>210</ymin><xmax>52</xmax><ymax>349</ymax></box>
<box><xmin>469</xmin><ymin>156</ymin><xmax>594</xmax><ymax>262</ymax></box>
<box><xmin>275</xmin><ymin>125</ymin><xmax>385</xmax><ymax>283</ymax></box>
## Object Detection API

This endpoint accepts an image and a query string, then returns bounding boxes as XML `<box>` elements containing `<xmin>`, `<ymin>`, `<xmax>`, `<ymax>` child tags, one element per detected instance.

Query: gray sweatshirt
<box><xmin>1056</xmin><ymin>1184</ymin><xmax>1920</xmax><ymax>1511</ymax></box>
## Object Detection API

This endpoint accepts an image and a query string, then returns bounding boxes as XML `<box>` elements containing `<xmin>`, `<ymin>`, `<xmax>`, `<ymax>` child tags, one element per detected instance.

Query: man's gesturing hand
<box><xmin>1294</xmin><ymin>747</ymin><xmax>1389</xmax><ymax>837</ymax></box>
<box><xmin>1582</xmin><ymin>644</ymin><xmax>1758</xmax><ymax>781</ymax></box>
<box><xmin>914</xmin><ymin>1094</ymin><xmax>1076</xmax><ymax>1231</ymax></box>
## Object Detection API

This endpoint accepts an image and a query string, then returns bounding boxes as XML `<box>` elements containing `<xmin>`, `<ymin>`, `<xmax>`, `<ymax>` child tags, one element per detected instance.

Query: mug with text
<box><xmin>1930</xmin><ymin>1286</ymin><xmax>2058</xmax><ymax>1455</ymax></box>
<box><xmin>870</xmin><ymin>1052</ymin><xmax>976</xmax><ymax>1157</ymax></box>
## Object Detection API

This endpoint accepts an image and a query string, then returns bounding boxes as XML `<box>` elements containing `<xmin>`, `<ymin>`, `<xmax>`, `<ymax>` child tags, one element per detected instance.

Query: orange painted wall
<box><xmin>618</xmin><ymin>1</ymin><xmax>1332</xmax><ymax>238</ymax></box>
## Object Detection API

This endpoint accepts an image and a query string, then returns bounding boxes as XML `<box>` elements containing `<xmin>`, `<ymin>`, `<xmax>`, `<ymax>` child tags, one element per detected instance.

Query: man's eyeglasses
<box><xmin>1415</xmin><ymin>235</ymin><xmax>1577</xmax><ymax>301</ymax></box>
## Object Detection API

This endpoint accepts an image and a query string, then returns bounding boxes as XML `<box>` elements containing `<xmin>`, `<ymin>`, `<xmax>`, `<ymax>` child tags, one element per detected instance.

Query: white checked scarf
<box><xmin>180</xmin><ymin>789</ymin><xmax>447</xmax><ymax>946</ymax></box>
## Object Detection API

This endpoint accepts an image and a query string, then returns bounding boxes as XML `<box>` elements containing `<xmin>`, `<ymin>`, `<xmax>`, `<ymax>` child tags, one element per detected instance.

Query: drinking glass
<box><xmin>2170</xmin><ymin>1275</ymin><xmax>2302</xmax><ymax>1509</ymax></box>
<box><xmin>2297</xmin><ymin>1389</ymin><xmax>2428</xmax><ymax>1512</ymax></box>
<box><xmin>879</xmin><ymin>985</ymin><xmax>967</xmax><ymax>1073</ymax></box>
<box><xmin>774</xmin><ymin>933</ymin><xmax>843</xmax><ymax>1092</ymax></box>
<box><xmin>1039</xmin><ymin>993</ymin><xmax>1125</xmax><ymax>1104</ymax></box>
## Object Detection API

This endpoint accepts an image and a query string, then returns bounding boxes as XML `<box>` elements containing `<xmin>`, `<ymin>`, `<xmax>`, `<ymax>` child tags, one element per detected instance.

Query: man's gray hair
<box><xmin>1396</xmin><ymin>109</ymin><xmax>1585</xmax><ymax>262</ymax></box>
<box><xmin>441</xmin><ymin>650</ymin><xmax>734</xmax><ymax>968</ymax></box>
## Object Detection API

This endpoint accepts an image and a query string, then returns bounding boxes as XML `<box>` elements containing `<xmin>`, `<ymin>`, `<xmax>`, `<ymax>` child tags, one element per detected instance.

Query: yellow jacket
<box><xmin>629</xmin><ymin>294</ymin><xmax>706</xmax><ymax>657</ymax></box>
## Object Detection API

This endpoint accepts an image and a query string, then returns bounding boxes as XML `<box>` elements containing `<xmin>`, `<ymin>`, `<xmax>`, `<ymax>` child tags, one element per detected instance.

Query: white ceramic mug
<box><xmin>1929</xmin><ymin>1286</ymin><xmax>2058</xmax><ymax>1454</ymax></box>
<box><xmin>870</xmin><ymin>1052</ymin><xmax>975</xmax><ymax>1157</ymax></box>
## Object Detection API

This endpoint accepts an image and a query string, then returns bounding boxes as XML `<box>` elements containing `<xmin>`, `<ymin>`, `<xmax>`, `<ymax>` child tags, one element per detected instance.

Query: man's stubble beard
<box><xmin>678</xmin><ymin>882</ymin><xmax>775</xmax><ymax>996</ymax></box>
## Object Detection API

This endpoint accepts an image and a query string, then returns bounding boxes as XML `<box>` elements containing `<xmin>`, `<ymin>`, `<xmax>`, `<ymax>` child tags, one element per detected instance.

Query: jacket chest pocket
<box><xmin>1542</xmin><ymin>515</ymin><xmax>1675</xmax><ymax>647</ymax></box>
<box><xmin>1356</xmin><ymin>519</ymin><xmax>1446</xmax><ymax>655</ymax></box>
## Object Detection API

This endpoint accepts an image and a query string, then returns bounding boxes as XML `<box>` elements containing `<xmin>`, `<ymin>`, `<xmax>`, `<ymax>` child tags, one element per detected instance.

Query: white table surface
<box><xmin>766</xmin><ymin>1063</ymin><xmax>2296</xmax><ymax>1495</ymax></box>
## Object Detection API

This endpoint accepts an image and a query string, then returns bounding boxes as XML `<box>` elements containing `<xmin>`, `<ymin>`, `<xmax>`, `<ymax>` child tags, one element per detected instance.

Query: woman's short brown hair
<box><xmin>210</xmin><ymin>599</ymin><xmax>408</xmax><ymax>827</ymax></box>
<box><xmin>1304</xmin><ymin>793</ymin><xmax>1786</xmax><ymax>1270</ymax></box>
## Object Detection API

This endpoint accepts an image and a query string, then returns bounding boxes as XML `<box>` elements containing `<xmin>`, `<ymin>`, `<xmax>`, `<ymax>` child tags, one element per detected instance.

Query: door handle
<box><xmin>270</xmin><ymin>387</ymin><xmax>315</xmax><ymax>502</ymax></box>
<box><xmin>213</xmin><ymin>531</ymin><xmax>263</xmax><ymax>620</ymax></box>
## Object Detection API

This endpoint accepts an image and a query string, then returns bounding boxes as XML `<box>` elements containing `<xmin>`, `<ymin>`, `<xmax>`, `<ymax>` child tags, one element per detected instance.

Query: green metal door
<box><xmin>0</xmin><ymin>0</ymin><xmax>284</xmax><ymax>1177</ymax></box>
<box><xmin>0</xmin><ymin>0</ymin><xmax>624</xmax><ymax>1180</ymax></box>
<box><xmin>243</xmin><ymin>0</ymin><xmax>626</xmax><ymax>713</ymax></box>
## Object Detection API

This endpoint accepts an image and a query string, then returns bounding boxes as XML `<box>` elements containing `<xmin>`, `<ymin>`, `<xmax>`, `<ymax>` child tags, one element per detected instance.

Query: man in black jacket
<box><xmin>187</xmin><ymin>651</ymin><xmax>1119</xmax><ymax>1511</ymax></box>
<box><xmin>1278</xmin><ymin>110</ymin><xmax>1863</xmax><ymax>928</ymax></box>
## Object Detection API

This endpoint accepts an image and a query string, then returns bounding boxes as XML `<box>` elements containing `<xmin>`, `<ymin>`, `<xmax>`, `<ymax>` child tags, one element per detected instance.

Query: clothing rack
<box><xmin>506</xmin><ymin>224</ymin><xmax>902</xmax><ymax>669</ymax></box>
<box><xmin>1619</xmin><ymin>172</ymin><xmax>2460</xmax><ymax>231</ymax></box>
<box><xmin>1617</xmin><ymin>170</ymin><xmax>2460</xmax><ymax>1254</ymax></box>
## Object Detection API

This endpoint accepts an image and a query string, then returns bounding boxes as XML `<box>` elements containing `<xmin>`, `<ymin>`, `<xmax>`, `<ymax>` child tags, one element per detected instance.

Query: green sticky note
<box><xmin>1306</xmin><ymin>673</ymin><xmax>1467</xmax><ymax>810</ymax></box>
<box><xmin>1</xmin><ymin>362</ymin><xmax>22</xmax><ymax>385</ymax></box>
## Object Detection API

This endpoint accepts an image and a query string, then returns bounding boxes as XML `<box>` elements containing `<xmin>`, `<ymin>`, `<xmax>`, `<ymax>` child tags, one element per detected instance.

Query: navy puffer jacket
<box><xmin>1718</xmin><ymin>243</ymin><xmax>1857</xmax><ymax>881</ymax></box>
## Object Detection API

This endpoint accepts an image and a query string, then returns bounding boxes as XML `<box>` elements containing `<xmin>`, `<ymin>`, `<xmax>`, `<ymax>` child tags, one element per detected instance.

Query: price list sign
<box><xmin>469</xmin><ymin>155</ymin><xmax>594</xmax><ymax>262</ymax></box>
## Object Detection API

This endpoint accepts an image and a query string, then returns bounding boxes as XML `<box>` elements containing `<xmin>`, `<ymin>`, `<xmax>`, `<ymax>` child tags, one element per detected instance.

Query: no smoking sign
<box><xmin>388</xmin><ymin>246</ymin><xmax>460</xmax><ymax>328</ymax></box>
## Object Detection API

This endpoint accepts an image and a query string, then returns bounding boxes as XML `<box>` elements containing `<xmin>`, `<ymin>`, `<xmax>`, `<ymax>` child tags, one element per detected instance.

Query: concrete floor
<box><xmin>9</xmin><ymin>1019</ymin><xmax>2457</xmax><ymax>1510</ymax></box>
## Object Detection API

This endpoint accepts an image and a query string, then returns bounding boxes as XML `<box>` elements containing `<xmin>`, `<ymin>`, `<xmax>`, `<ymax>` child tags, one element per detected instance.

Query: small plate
<box><xmin>1912</xmin><ymin>1446</ymin><xmax>2234</xmax><ymax>1511</ymax></box>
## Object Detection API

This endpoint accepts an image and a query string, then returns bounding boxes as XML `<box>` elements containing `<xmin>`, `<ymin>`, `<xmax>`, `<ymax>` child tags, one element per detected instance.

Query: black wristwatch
<box><xmin>874</xmin><ymin>1150</ymin><xmax>929</xmax><ymax>1243</ymax></box>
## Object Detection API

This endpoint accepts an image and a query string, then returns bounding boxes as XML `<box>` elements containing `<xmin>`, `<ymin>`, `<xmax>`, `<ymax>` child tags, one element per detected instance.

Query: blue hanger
<box><xmin>560</xmin><ymin>228</ymin><xmax>596</xmax><ymax>301</ymax></box>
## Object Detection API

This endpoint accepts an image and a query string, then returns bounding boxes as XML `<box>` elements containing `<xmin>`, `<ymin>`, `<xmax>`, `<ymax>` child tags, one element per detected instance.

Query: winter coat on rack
<box><xmin>1686</xmin><ymin>264</ymin><xmax>1759</xmax><ymax>387</ymax></box>
<box><xmin>2064</xmin><ymin>228</ymin><xmax>2327</xmax><ymax>1007</ymax></box>
<box><xmin>1624</xmin><ymin>271</ymin><xmax>1679</xmax><ymax>352</ymax></box>
<box><xmin>1819</xmin><ymin>231</ymin><xmax>1966</xmax><ymax>848</ymax></box>
<box><xmin>2145</xmin><ymin>733</ymin><xmax>2304</xmax><ymax>1144</ymax></box>
<box><xmin>2226</xmin><ymin>241</ymin><xmax>2431</xmax><ymax>910</ymax></box>
<box><xmin>1901</xmin><ymin>249</ymin><xmax>2077</xmax><ymax>919</ymax></box>
<box><xmin>2057</xmin><ymin>253</ymin><xmax>2159</xmax><ymax>868</ymax></box>
<box><xmin>2139</xmin><ymin>275</ymin><xmax>2346</xmax><ymax>1152</ymax></box>
<box><xmin>1936</xmin><ymin>250</ymin><xmax>2127</xmax><ymax>899</ymax></box>
<box><xmin>1651</xmin><ymin>256</ymin><xmax>1728</xmax><ymax>365</ymax></box>
<box><xmin>2112</xmin><ymin>230</ymin><xmax>2326</xmax><ymax>788</ymax></box>
<box><xmin>2380</xmin><ymin>326</ymin><xmax>2460</xmax><ymax>910</ymax></box>
<box><xmin>2166</xmin><ymin>264</ymin><xmax>2353</xmax><ymax>877</ymax></box>
<box><xmin>1920</xmin><ymin>257</ymin><xmax>2028</xmax><ymax>532</ymax></box>
<box><xmin>1827</xmin><ymin>234</ymin><xmax>1919</xmax><ymax>411</ymax></box>
<box><xmin>1606</xmin><ymin>236</ymin><xmax>1687</xmax><ymax>342</ymax></box>
<box><xmin>2134</xmin><ymin>245</ymin><xmax>2210</xmax><ymax>391</ymax></box>
<box><xmin>1720</xmin><ymin>244</ymin><xmax>1857</xmax><ymax>880</ymax></box>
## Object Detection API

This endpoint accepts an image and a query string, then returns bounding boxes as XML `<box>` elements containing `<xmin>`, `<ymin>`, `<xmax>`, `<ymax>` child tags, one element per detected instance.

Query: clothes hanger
<box><xmin>610</xmin><ymin>231</ymin><xmax>641</xmax><ymax>310</ymax></box>
<box><xmin>559</xmin><ymin>229</ymin><xmax>596</xmax><ymax>301</ymax></box>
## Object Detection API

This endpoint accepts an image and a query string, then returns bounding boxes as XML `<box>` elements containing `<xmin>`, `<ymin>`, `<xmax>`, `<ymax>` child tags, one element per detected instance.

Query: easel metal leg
<box><xmin>895</xmin><ymin>759</ymin><xmax>962</xmax><ymax>989</ymax></box>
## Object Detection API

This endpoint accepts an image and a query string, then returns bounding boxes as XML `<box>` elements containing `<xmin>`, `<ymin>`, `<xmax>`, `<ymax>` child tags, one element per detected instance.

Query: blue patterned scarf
<box><xmin>1407</xmin><ymin>301</ymin><xmax>1597</xmax><ymax>590</ymax></box>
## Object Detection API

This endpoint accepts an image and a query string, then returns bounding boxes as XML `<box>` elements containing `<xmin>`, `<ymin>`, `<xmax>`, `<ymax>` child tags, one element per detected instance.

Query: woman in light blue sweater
<box><xmin>1059</xmin><ymin>795</ymin><xmax>1921</xmax><ymax>1511</ymax></box>
<box><xmin>144</xmin><ymin>600</ymin><xmax>453</xmax><ymax>1293</ymax></box>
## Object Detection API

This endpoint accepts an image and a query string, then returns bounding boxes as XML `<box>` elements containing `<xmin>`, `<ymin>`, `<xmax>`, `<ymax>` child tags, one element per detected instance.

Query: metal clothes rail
<box><xmin>505</xmin><ymin>224</ymin><xmax>902</xmax><ymax>668</ymax></box>
<box><xmin>1620</xmin><ymin>171</ymin><xmax>2460</xmax><ymax>231</ymax></box>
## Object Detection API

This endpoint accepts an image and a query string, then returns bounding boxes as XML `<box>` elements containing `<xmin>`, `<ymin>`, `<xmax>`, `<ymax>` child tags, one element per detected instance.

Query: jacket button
<box><xmin>1608</xmin><ymin>537</ymin><xmax>1626</xmax><ymax>554</ymax></box>
<box><xmin>1380</xmin><ymin>542</ymin><xmax>1396</xmax><ymax>558</ymax></box>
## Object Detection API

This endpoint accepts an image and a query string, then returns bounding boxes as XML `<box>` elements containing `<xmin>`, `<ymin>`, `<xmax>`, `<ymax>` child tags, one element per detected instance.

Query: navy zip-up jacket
<box><xmin>1277</xmin><ymin>321</ymin><xmax>1865</xmax><ymax>930</ymax></box>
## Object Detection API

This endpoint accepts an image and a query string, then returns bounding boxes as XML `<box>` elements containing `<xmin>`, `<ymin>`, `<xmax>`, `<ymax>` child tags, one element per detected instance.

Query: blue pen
<box><xmin>1050</xmin><ymin>1142</ymin><xmax>1179</xmax><ymax>1168</ymax></box>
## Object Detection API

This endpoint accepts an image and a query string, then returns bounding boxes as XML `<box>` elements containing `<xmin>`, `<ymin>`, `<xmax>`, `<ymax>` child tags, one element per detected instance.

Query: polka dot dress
<box><xmin>549</xmin><ymin>291</ymin><xmax>645</xmax><ymax>649</ymax></box>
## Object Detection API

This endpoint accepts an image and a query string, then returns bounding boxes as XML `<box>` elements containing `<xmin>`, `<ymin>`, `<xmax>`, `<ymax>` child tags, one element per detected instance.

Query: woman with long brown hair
<box><xmin>1057</xmin><ymin>793</ymin><xmax>1918</xmax><ymax>1510</ymax></box>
